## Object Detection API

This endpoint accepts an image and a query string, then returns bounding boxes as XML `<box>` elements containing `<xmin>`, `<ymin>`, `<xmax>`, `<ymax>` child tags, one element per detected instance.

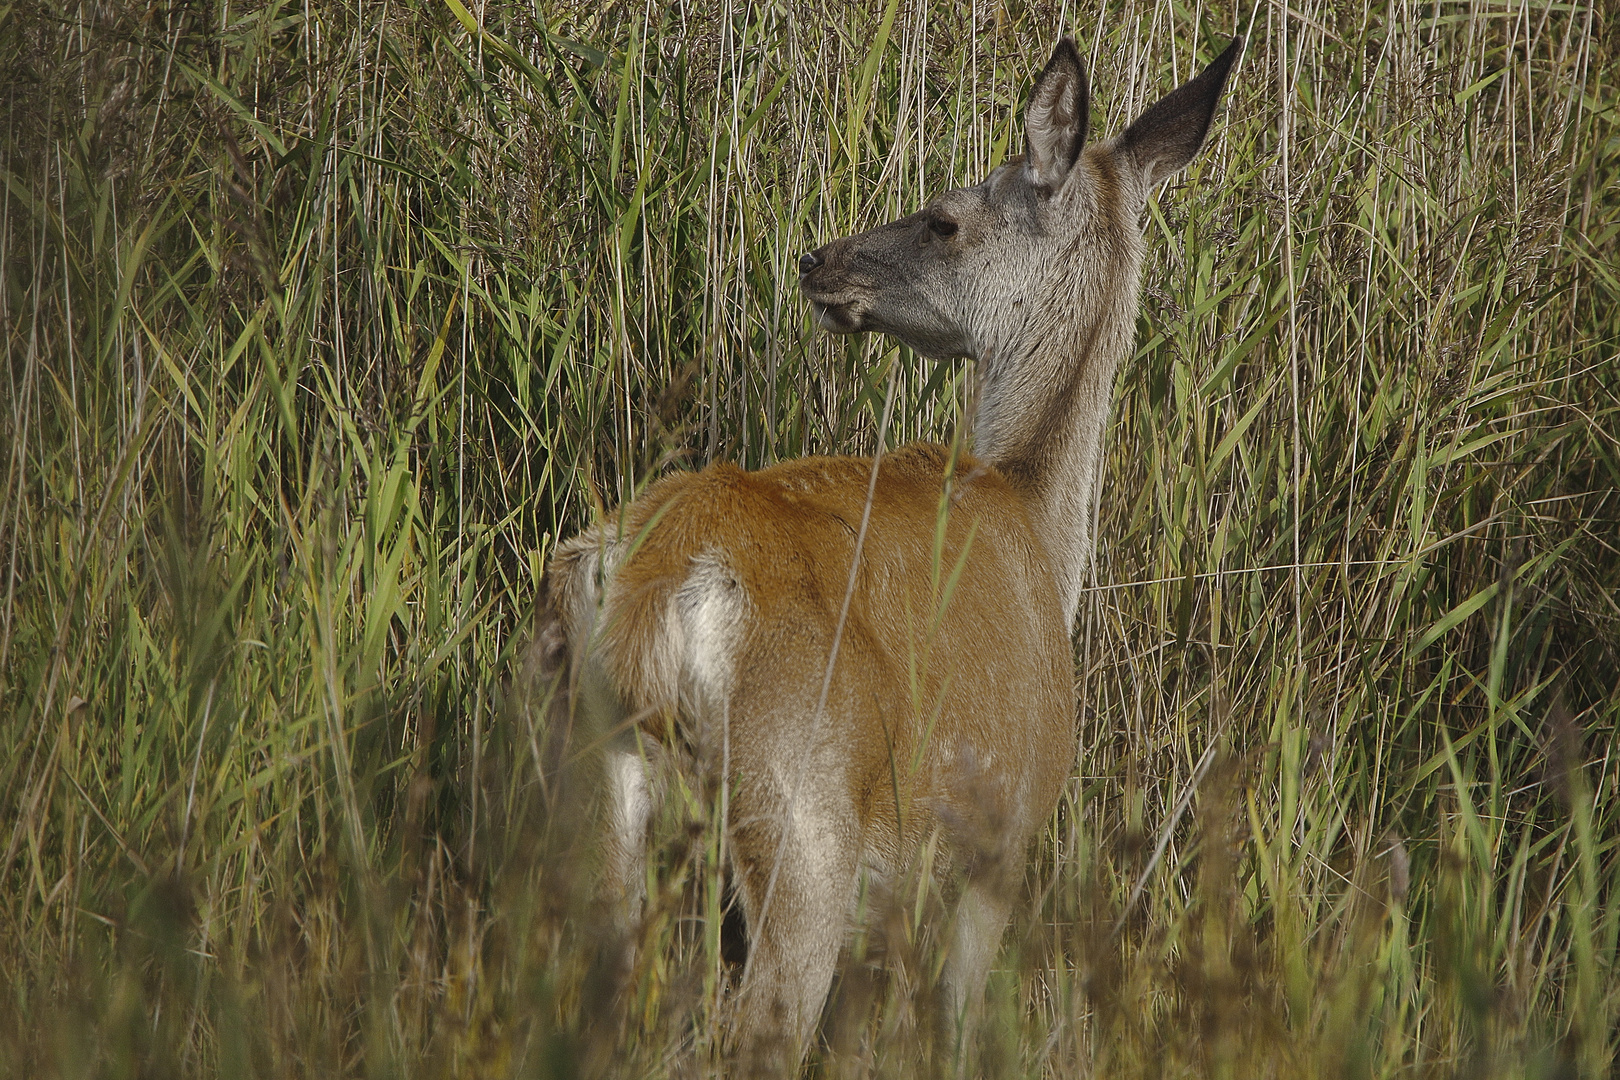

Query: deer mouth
<box><xmin>809</xmin><ymin>298</ymin><xmax>865</xmax><ymax>333</ymax></box>
<box><xmin>801</xmin><ymin>283</ymin><xmax>870</xmax><ymax>333</ymax></box>
<box><xmin>800</xmin><ymin>252</ymin><xmax>872</xmax><ymax>333</ymax></box>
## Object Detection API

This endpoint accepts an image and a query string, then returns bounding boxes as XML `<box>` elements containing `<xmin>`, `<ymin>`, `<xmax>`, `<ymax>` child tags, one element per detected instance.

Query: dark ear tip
<box><xmin>1182</xmin><ymin>35</ymin><xmax>1243</xmax><ymax>100</ymax></box>
<box><xmin>1049</xmin><ymin>34</ymin><xmax>1085</xmax><ymax>71</ymax></box>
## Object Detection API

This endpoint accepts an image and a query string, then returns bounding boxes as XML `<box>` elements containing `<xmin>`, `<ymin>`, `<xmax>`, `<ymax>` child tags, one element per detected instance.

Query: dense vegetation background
<box><xmin>2</xmin><ymin>0</ymin><xmax>1617</xmax><ymax>1075</ymax></box>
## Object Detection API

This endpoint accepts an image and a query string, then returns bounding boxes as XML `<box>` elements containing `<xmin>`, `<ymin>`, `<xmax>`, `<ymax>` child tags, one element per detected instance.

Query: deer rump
<box><xmin>542</xmin><ymin>443</ymin><xmax>1073</xmax><ymax>1012</ymax></box>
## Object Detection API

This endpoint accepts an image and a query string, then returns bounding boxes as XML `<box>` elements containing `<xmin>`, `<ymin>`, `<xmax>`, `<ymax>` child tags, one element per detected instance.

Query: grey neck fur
<box><xmin>969</xmin><ymin>174</ymin><xmax>1145</xmax><ymax>626</ymax></box>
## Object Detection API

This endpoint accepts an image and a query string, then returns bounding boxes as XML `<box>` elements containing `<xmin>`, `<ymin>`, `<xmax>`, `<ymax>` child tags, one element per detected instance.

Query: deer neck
<box><xmin>969</xmin><ymin>238</ymin><xmax>1143</xmax><ymax>626</ymax></box>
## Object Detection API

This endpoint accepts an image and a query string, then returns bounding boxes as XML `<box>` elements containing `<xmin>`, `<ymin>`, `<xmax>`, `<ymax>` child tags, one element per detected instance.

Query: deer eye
<box><xmin>928</xmin><ymin>216</ymin><xmax>959</xmax><ymax>239</ymax></box>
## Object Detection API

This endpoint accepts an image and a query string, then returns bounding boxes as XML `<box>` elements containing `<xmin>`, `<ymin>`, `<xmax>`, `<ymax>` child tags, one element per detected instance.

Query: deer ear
<box><xmin>1024</xmin><ymin>37</ymin><xmax>1089</xmax><ymax>193</ymax></box>
<box><xmin>1119</xmin><ymin>37</ymin><xmax>1243</xmax><ymax>189</ymax></box>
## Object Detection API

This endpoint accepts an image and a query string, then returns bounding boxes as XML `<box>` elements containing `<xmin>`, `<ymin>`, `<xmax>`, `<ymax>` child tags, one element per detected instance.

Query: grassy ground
<box><xmin>3</xmin><ymin>0</ymin><xmax>1618</xmax><ymax>1076</ymax></box>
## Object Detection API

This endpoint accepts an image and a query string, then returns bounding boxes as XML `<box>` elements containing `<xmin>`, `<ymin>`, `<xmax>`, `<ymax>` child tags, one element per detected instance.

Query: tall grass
<box><xmin>2</xmin><ymin>0</ymin><xmax>1617</xmax><ymax>1075</ymax></box>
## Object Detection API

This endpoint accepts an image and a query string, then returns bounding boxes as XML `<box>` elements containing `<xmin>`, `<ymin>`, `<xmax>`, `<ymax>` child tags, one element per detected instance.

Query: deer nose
<box><xmin>798</xmin><ymin>250</ymin><xmax>823</xmax><ymax>276</ymax></box>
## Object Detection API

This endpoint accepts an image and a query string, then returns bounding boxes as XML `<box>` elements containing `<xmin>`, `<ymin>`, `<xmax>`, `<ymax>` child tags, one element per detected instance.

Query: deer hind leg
<box><xmin>727</xmin><ymin>780</ymin><xmax>860</xmax><ymax>1075</ymax></box>
<box><xmin>538</xmin><ymin>531</ymin><xmax>655</xmax><ymax>963</ymax></box>
<box><xmin>603</xmin><ymin>745</ymin><xmax>655</xmax><ymax>941</ymax></box>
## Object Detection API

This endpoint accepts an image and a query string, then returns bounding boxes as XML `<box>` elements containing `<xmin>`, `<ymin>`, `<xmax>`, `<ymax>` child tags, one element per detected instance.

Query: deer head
<box><xmin>799</xmin><ymin>36</ymin><xmax>1241</xmax><ymax>362</ymax></box>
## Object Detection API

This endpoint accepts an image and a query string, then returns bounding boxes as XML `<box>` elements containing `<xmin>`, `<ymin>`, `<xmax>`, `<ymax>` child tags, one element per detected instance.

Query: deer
<box><xmin>532</xmin><ymin>32</ymin><xmax>1242</xmax><ymax>1073</ymax></box>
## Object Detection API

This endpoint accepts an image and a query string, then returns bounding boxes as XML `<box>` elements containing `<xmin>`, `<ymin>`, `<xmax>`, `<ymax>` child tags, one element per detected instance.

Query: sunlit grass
<box><xmin>2</xmin><ymin>0</ymin><xmax>1616</xmax><ymax>1076</ymax></box>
